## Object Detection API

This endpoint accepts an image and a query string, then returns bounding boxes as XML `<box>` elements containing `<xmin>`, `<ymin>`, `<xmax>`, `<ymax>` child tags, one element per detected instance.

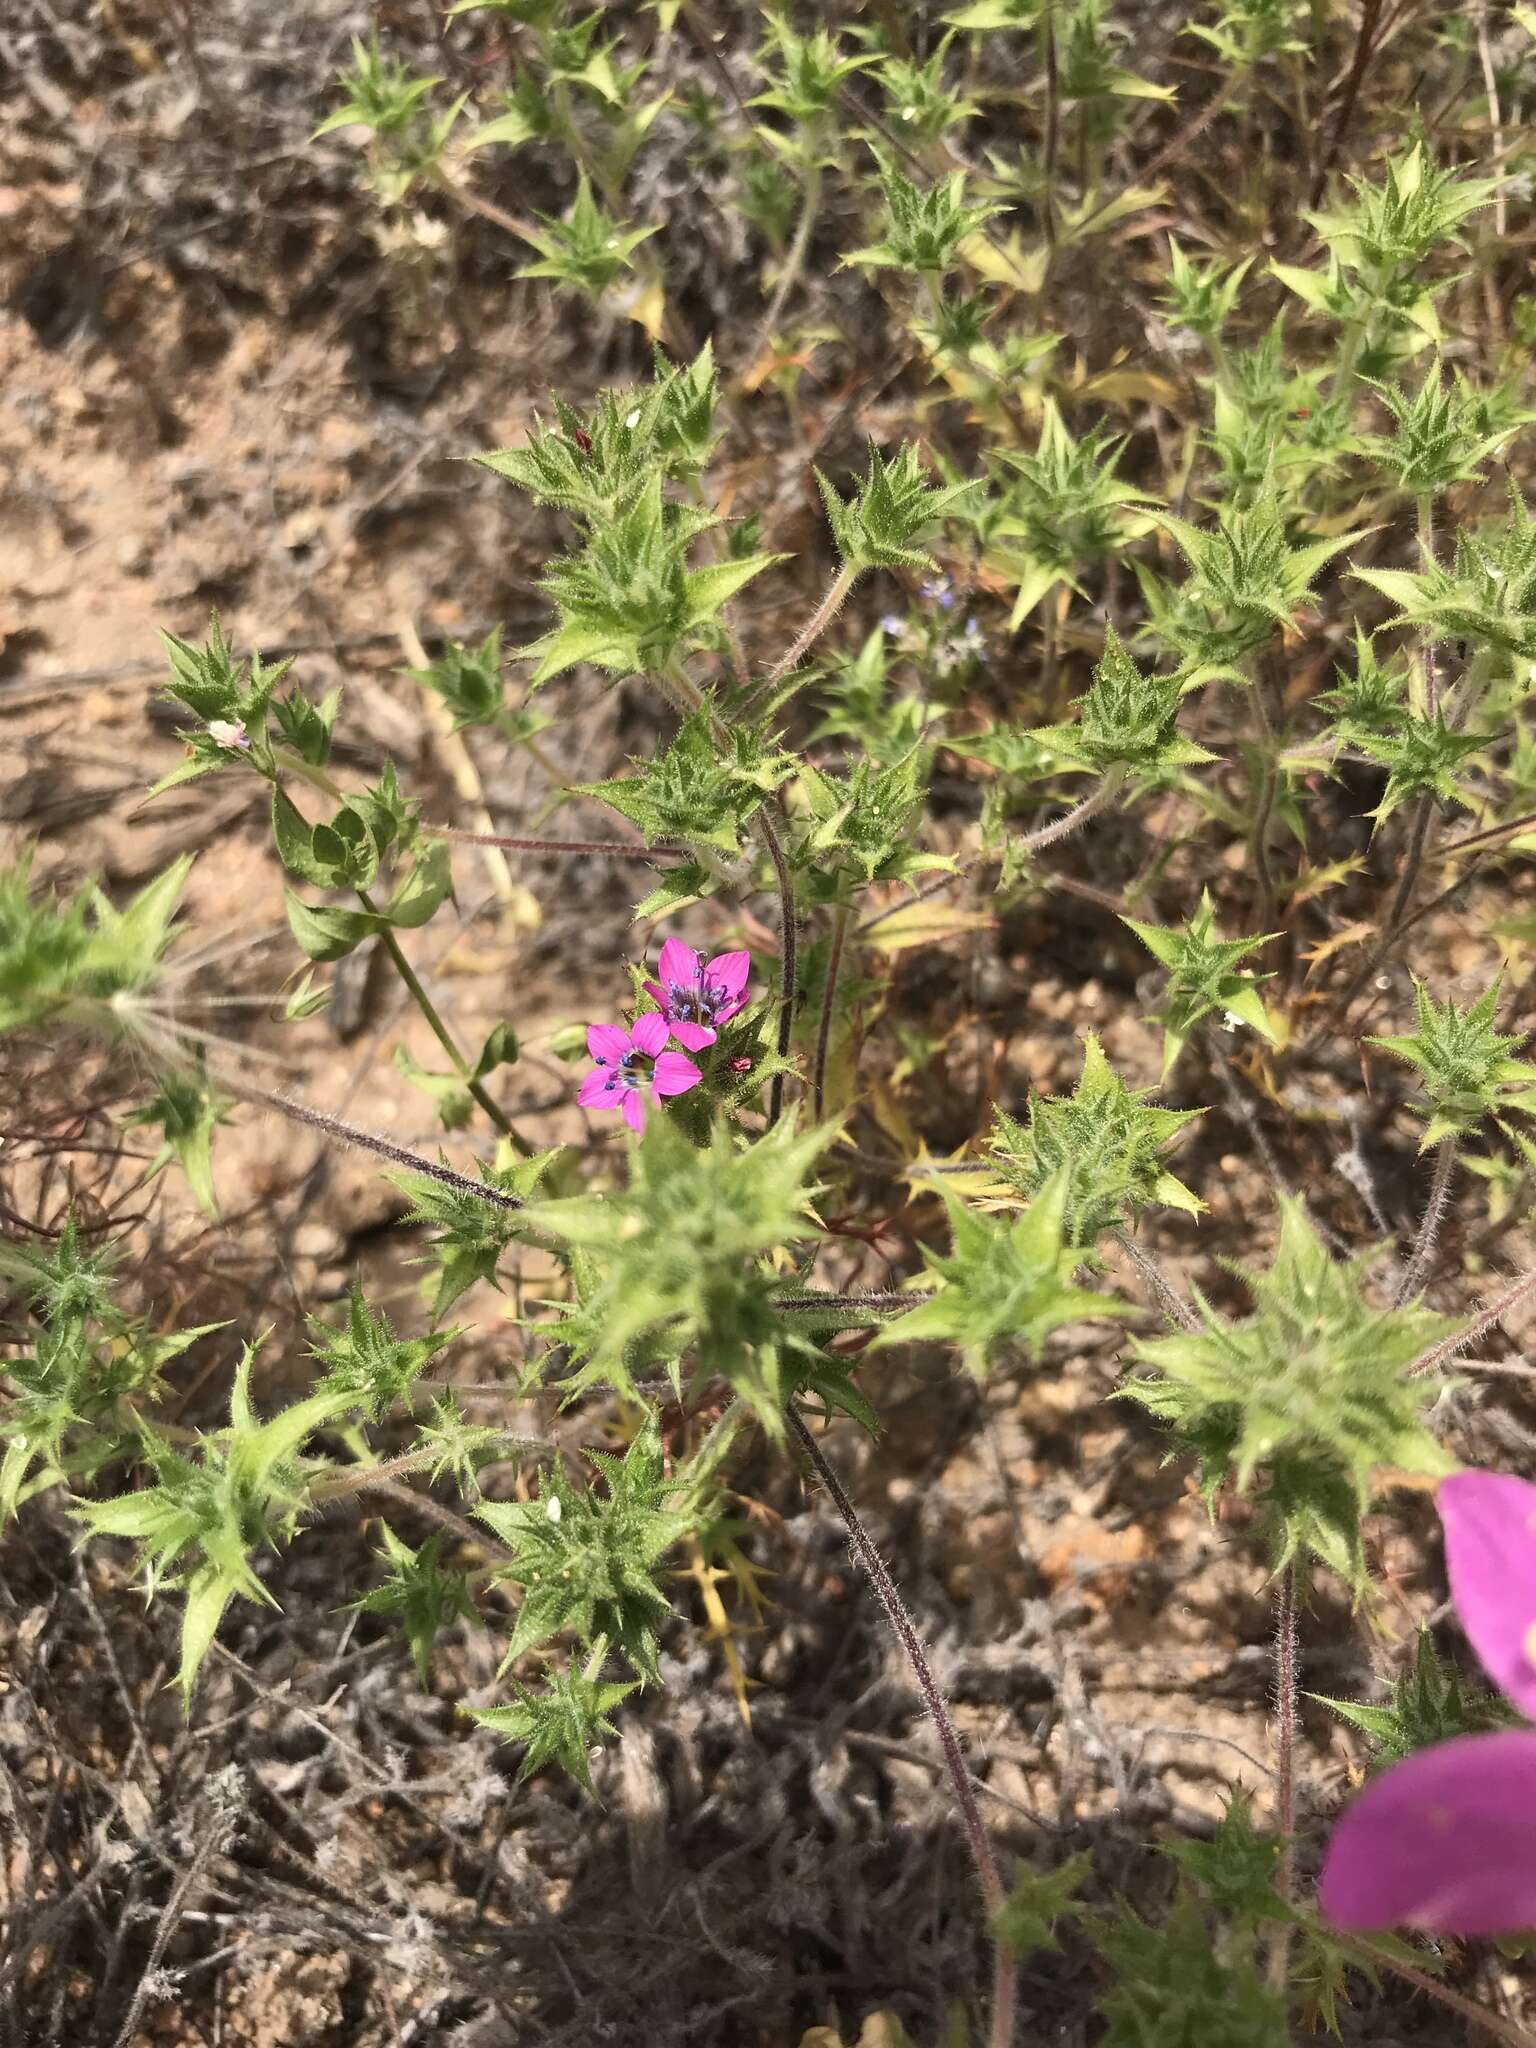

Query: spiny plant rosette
<box><xmin>7</xmin><ymin>5</ymin><xmax>1536</xmax><ymax>2044</ymax></box>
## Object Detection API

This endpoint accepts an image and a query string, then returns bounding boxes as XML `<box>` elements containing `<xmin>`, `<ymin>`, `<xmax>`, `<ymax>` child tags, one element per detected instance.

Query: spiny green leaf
<box><xmin>876</xmin><ymin>1172</ymin><xmax>1123</xmax><ymax>1379</ymax></box>
<box><xmin>1120</xmin><ymin>1199</ymin><xmax>1459</xmax><ymax>1586</ymax></box>
<box><xmin>989</xmin><ymin>1033</ymin><xmax>1205</xmax><ymax>1246</ymax></box>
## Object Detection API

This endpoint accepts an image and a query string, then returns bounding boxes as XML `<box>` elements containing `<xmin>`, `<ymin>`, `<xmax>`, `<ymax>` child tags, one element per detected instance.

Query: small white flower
<box><xmin>624</xmin><ymin>407</ymin><xmax>642</xmax><ymax>429</ymax></box>
<box><xmin>1220</xmin><ymin>1010</ymin><xmax>1243</xmax><ymax>1033</ymax></box>
<box><xmin>206</xmin><ymin>719</ymin><xmax>250</xmax><ymax>752</ymax></box>
<box><xmin>546</xmin><ymin>1493</ymin><xmax>562</xmax><ymax>1524</ymax></box>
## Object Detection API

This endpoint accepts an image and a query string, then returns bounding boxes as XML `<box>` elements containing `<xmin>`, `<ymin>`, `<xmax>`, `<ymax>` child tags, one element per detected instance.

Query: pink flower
<box><xmin>1319</xmin><ymin>1729</ymin><xmax>1536</xmax><ymax>1936</ymax></box>
<box><xmin>1319</xmin><ymin>1469</ymin><xmax>1536</xmax><ymax>1935</ymax></box>
<box><xmin>576</xmin><ymin>1013</ymin><xmax>700</xmax><ymax>1135</ymax></box>
<box><xmin>1439</xmin><ymin>1469</ymin><xmax>1536</xmax><ymax>1718</ymax></box>
<box><xmin>642</xmin><ymin>938</ymin><xmax>751</xmax><ymax>1053</ymax></box>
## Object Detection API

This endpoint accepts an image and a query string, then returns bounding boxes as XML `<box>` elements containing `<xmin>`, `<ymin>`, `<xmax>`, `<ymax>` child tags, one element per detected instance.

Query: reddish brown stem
<box><xmin>787</xmin><ymin>1409</ymin><xmax>1015</xmax><ymax>2046</ymax></box>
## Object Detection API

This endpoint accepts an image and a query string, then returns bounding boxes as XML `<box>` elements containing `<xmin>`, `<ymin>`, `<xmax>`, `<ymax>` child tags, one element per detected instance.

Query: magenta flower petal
<box><xmin>705</xmin><ymin>949</ymin><xmax>751</xmax><ymax>1000</ymax></box>
<box><xmin>641</xmin><ymin>980</ymin><xmax>665</xmax><ymax>1006</ymax></box>
<box><xmin>587</xmin><ymin>1023</ymin><xmax>629</xmax><ymax>1064</ymax></box>
<box><xmin>652</xmin><ymin>1051</ymin><xmax>702</xmax><ymax>1098</ymax></box>
<box><xmin>577</xmin><ymin>1069</ymin><xmax>616</xmax><ymax>1109</ymax></box>
<box><xmin>1319</xmin><ymin>1729</ymin><xmax>1536</xmax><ymax>1935</ymax></box>
<box><xmin>657</xmin><ymin>937</ymin><xmax>702</xmax><ymax>989</ymax></box>
<box><xmin>669</xmin><ymin>1019</ymin><xmax>715</xmax><ymax>1052</ymax></box>
<box><xmin>1440</xmin><ymin>1470</ymin><xmax>1536</xmax><ymax>1717</ymax></box>
<box><xmin>631</xmin><ymin>1010</ymin><xmax>669</xmax><ymax>1057</ymax></box>
<box><xmin>621</xmin><ymin>1090</ymin><xmax>647</xmax><ymax>1134</ymax></box>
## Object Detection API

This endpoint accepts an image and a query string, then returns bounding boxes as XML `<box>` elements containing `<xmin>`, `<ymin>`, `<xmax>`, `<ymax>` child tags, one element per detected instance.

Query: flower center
<box><xmin>618</xmin><ymin>1049</ymin><xmax>653</xmax><ymax>1090</ymax></box>
<box><xmin>668</xmin><ymin>977</ymin><xmax>718</xmax><ymax>1025</ymax></box>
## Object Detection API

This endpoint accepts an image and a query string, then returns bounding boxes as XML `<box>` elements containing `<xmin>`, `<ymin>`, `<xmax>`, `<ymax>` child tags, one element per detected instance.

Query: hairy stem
<box><xmin>1266</xmin><ymin>1564</ymin><xmax>1298</xmax><ymax>1990</ymax></box>
<box><xmin>749</xmin><ymin>156</ymin><xmax>823</xmax><ymax>369</ymax></box>
<box><xmin>857</xmin><ymin>856</ymin><xmax>976</xmax><ymax>938</ymax></box>
<box><xmin>232</xmin><ymin>1085</ymin><xmax>907</xmax><ymax>1327</ymax></box>
<box><xmin>1015</xmin><ymin>763</ymin><xmax>1125</xmax><ymax>856</ymax></box>
<box><xmin>812</xmin><ymin>903</ymin><xmax>852</xmax><ymax>1123</ymax></box>
<box><xmin>1418</xmin><ymin>494</ymin><xmax>1440</xmax><ymax>719</ymax></box>
<box><xmin>380</xmin><ymin>1482</ymin><xmax>520</xmax><ymax>1575</ymax></box>
<box><xmin>1435</xmin><ymin>807</ymin><xmax>1536</xmax><ymax>860</ymax></box>
<box><xmin>276</xmin><ymin>750</ymin><xmax>347</xmax><ymax>803</ymax></box>
<box><xmin>657</xmin><ymin>658</ymin><xmax>800</xmax><ymax>1129</ymax></box>
<box><xmin>775</xmin><ymin>1289</ymin><xmax>914</xmax><ymax>1315</ymax></box>
<box><xmin>1039</xmin><ymin>2</ymin><xmax>1059</xmax><ymax>249</ymax></box>
<box><xmin>1394</xmin><ymin>1141</ymin><xmax>1458</xmax><ymax>1307</ymax></box>
<box><xmin>1333</xmin><ymin>1931</ymin><xmax>1536</xmax><ymax>2048</ymax></box>
<box><xmin>762</xmin><ymin>563</ymin><xmax>857</xmax><ymax>696</ymax></box>
<box><xmin>1273</xmin><ymin>1564</ymin><xmax>1298</xmax><ymax>1886</ymax></box>
<box><xmin>1475</xmin><ymin>0</ymin><xmax>1508</xmax><ymax>239</ymax></box>
<box><xmin>1308</xmin><ymin>0</ymin><xmax>1385</xmax><ymax>208</ymax></box>
<box><xmin>1412</xmin><ymin>1266</ymin><xmax>1536</xmax><ymax>1377</ymax></box>
<box><xmin>422</xmin><ymin>824</ymin><xmax>686</xmax><ymax>861</ymax></box>
<box><xmin>443</xmin><ymin>175</ymin><xmax>539</xmax><ymax>247</ymax></box>
<box><xmin>224</xmin><ymin>1082</ymin><xmax>527</xmax><ymax>1212</ymax></box>
<box><xmin>757</xmin><ymin>804</ymin><xmax>799</xmax><ymax>1129</ymax></box>
<box><xmin>310</xmin><ymin>1427</ymin><xmax>550</xmax><ymax>1503</ymax></box>
<box><xmin>310</xmin><ymin>1446</ymin><xmax>435</xmax><ymax>1497</ymax></box>
<box><xmin>787</xmin><ymin>1406</ymin><xmax>1015</xmax><ymax>2047</ymax></box>
<box><xmin>1317</xmin><ymin>792</ymin><xmax>1438</xmax><ymax>1032</ymax></box>
<box><xmin>1111</xmin><ymin>1225</ymin><xmax>1199</xmax><ymax>1333</ymax></box>
<box><xmin>110</xmin><ymin>1804</ymin><xmax>234</xmax><ymax>2048</ymax></box>
<box><xmin>357</xmin><ymin>891</ymin><xmax>534</xmax><ymax>1158</ymax></box>
<box><xmin>1245</xmin><ymin>669</ymin><xmax>1280</xmax><ymax>934</ymax></box>
<box><xmin>1384</xmin><ymin>791</ymin><xmax>1437</xmax><ymax>954</ymax></box>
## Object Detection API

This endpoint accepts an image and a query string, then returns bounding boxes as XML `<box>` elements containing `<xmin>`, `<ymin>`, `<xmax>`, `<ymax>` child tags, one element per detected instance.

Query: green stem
<box><xmin>757</xmin><ymin>805</ymin><xmax>798</xmax><ymax>1130</ymax></box>
<box><xmin>749</xmin><ymin>152</ymin><xmax>823</xmax><ymax>366</ymax></box>
<box><xmin>1417</xmin><ymin>494</ymin><xmax>1440</xmax><ymax>717</ymax></box>
<box><xmin>275</xmin><ymin>751</ymin><xmax>346</xmax><ymax>803</ymax></box>
<box><xmin>1206</xmin><ymin>328</ymin><xmax>1234</xmax><ymax>395</ymax></box>
<box><xmin>811</xmin><ymin>903</ymin><xmax>852</xmax><ymax>1123</ymax></box>
<box><xmin>663</xmin><ymin>661</ymin><xmax>800</xmax><ymax>1128</ymax></box>
<box><xmin>1039</xmin><ymin>3</ymin><xmax>1059</xmax><ymax>251</ymax></box>
<box><xmin>356</xmin><ymin>897</ymin><xmax>534</xmax><ymax>1157</ymax></box>
<box><xmin>270</xmin><ymin>756</ymin><xmax>531</xmax><ymax>1154</ymax></box>
<box><xmin>1245</xmin><ymin>668</ymin><xmax>1280</xmax><ymax>933</ymax></box>
<box><xmin>1040</xmin><ymin>585</ymin><xmax>1062</xmax><ymax>708</ymax></box>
